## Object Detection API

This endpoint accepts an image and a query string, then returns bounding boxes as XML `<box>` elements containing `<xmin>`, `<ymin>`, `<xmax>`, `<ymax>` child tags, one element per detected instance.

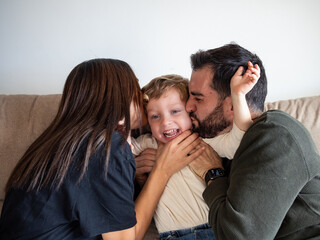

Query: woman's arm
<box><xmin>101</xmin><ymin>130</ymin><xmax>203</xmax><ymax>240</ymax></box>
<box><xmin>102</xmin><ymin>227</ymin><xmax>135</xmax><ymax>240</ymax></box>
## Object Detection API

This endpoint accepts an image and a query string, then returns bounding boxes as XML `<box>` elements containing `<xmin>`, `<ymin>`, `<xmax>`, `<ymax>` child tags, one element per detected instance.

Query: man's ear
<box><xmin>223</xmin><ymin>96</ymin><xmax>234</xmax><ymax>121</ymax></box>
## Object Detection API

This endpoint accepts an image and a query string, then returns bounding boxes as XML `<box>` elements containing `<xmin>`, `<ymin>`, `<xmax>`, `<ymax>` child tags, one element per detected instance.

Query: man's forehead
<box><xmin>189</xmin><ymin>67</ymin><xmax>213</xmax><ymax>92</ymax></box>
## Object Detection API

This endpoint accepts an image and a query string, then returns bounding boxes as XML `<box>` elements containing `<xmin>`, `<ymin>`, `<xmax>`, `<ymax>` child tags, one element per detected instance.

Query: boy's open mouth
<box><xmin>163</xmin><ymin>129</ymin><xmax>181</xmax><ymax>139</ymax></box>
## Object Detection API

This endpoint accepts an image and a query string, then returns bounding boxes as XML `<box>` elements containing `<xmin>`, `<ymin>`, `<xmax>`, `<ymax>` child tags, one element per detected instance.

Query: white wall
<box><xmin>1</xmin><ymin>0</ymin><xmax>320</xmax><ymax>102</ymax></box>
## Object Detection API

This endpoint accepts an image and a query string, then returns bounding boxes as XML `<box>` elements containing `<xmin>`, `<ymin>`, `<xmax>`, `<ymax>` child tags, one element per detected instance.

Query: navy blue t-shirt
<box><xmin>0</xmin><ymin>132</ymin><xmax>137</xmax><ymax>239</ymax></box>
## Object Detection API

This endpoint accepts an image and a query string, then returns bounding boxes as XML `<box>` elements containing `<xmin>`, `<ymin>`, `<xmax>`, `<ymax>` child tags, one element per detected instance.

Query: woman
<box><xmin>0</xmin><ymin>58</ymin><xmax>203</xmax><ymax>240</ymax></box>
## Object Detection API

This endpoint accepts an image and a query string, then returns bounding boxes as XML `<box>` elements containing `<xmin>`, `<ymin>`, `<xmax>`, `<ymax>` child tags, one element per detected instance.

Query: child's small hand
<box><xmin>231</xmin><ymin>61</ymin><xmax>260</xmax><ymax>96</ymax></box>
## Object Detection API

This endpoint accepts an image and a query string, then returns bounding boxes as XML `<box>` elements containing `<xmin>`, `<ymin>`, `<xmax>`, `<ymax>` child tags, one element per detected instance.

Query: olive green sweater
<box><xmin>203</xmin><ymin>110</ymin><xmax>320</xmax><ymax>239</ymax></box>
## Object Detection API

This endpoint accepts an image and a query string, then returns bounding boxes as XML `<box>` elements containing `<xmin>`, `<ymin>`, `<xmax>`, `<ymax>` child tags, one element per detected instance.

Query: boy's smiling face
<box><xmin>146</xmin><ymin>88</ymin><xmax>192</xmax><ymax>144</ymax></box>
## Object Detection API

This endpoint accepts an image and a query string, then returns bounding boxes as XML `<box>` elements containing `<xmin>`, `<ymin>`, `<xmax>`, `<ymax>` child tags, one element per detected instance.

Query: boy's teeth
<box><xmin>164</xmin><ymin>129</ymin><xmax>178</xmax><ymax>137</ymax></box>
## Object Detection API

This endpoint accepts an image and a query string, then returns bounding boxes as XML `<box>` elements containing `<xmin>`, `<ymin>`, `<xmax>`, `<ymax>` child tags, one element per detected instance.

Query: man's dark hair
<box><xmin>191</xmin><ymin>43</ymin><xmax>267</xmax><ymax>112</ymax></box>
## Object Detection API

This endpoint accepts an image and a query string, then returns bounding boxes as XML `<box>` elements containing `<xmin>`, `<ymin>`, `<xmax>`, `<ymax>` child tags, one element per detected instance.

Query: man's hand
<box><xmin>135</xmin><ymin>148</ymin><xmax>157</xmax><ymax>186</ymax></box>
<box><xmin>189</xmin><ymin>140</ymin><xmax>223</xmax><ymax>180</ymax></box>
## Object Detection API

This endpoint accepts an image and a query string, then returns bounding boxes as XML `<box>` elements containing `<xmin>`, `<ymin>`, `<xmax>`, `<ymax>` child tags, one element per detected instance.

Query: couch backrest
<box><xmin>1</xmin><ymin>94</ymin><xmax>320</xmax><ymax>212</ymax></box>
<box><xmin>0</xmin><ymin>94</ymin><xmax>61</xmax><ymax>211</ymax></box>
<box><xmin>265</xmin><ymin>95</ymin><xmax>320</xmax><ymax>153</ymax></box>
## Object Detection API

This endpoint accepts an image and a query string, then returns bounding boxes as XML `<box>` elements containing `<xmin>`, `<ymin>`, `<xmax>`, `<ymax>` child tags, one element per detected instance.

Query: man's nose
<box><xmin>186</xmin><ymin>98</ymin><xmax>196</xmax><ymax>113</ymax></box>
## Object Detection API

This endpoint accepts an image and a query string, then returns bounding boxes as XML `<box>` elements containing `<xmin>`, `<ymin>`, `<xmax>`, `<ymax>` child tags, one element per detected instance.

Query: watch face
<box><xmin>214</xmin><ymin>169</ymin><xmax>225</xmax><ymax>176</ymax></box>
<box><xmin>205</xmin><ymin>168</ymin><xmax>226</xmax><ymax>185</ymax></box>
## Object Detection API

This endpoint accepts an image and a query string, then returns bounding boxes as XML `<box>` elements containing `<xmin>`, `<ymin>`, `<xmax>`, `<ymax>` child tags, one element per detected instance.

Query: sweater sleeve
<box><xmin>203</xmin><ymin>111</ymin><xmax>315</xmax><ymax>239</ymax></box>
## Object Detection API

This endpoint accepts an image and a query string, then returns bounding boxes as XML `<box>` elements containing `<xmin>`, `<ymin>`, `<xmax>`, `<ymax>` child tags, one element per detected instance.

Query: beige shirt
<box><xmin>131</xmin><ymin>123</ymin><xmax>244</xmax><ymax>232</ymax></box>
<box><xmin>203</xmin><ymin>122</ymin><xmax>245</xmax><ymax>159</ymax></box>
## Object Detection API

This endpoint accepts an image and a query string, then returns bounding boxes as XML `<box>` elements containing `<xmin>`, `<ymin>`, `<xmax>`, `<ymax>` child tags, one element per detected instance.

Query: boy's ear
<box><xmin>223</xmin><ymin>96</ymin><xmax>234</xmax><ymax>121</ymax></box>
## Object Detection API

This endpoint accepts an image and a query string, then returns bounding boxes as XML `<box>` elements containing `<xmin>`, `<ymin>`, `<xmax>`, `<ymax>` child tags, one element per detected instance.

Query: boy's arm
<box><xmin>230</xmin><ymin>61</ymin><xmax>260</xmax><ymax>131</ymax></box>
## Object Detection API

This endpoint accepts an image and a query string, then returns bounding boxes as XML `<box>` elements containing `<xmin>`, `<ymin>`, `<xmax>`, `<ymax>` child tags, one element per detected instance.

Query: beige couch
<box><xmin>1</xmin><ymin>94</ymin><xmax>320</xmax><ymax>239</ymax></box>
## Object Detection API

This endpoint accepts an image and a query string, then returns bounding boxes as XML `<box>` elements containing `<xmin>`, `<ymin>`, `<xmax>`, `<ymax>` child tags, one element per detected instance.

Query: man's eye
<box><xmin>191</xmin><ymin>95</ymin><xmax>202</xmax><ymax>102</ymax></box>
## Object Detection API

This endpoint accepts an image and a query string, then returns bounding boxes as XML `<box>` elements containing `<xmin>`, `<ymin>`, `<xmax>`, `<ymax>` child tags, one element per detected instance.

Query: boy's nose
<box><xmin>161</xmin><ymin>115</ymin><xmax>173</xmax><ymax>126</ymax></box>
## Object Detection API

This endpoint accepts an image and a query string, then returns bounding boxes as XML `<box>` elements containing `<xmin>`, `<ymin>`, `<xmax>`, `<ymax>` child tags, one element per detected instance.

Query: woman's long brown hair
<box><xmin>5</xmin><ymin>59</ymin><xmax>142</xmax><ymax>192</ymax></box>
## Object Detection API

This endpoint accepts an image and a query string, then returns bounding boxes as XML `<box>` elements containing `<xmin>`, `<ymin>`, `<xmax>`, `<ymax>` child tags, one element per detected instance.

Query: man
<box><xmin>187</xmin><ymin>43</ymin><xmax>320</xmax><ymax>239</ymax></box>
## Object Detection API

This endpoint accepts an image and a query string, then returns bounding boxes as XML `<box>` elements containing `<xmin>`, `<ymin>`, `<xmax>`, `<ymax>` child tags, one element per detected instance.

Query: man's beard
<box><xmin>190</xmin><ymin>102</ymin><xmax>231</xmax><ymax>138</ymax></box>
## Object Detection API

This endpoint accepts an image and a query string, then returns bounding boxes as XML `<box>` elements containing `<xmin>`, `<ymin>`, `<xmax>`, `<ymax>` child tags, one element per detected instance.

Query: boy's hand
<box><xmin>135</xmin><ymin>148</ymin><xmax>157</xmax><ymax>186</ymax></box>
<box><xmin>231</xmin><ymin>61</ymin><xmax>260</xmax><ymax>96</ymax></box>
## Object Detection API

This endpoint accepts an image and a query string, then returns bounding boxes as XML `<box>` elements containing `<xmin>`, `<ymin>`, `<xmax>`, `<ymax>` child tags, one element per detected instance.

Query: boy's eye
<box><xmin>172</xmin><ymin>109</ymin><xmax>180</xmax><ymax>114</ymax></box>
<box><xmin>150</xmin><ymin>115</ymin><xmax>159</xmax><ymax>120</ymax></box>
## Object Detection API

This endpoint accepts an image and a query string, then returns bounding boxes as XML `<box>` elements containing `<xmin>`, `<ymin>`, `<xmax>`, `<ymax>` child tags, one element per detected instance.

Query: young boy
<box><xmin>132</xmin><ymin>62</ymin><xmax>260</xmax><ymax>239</ymax></box>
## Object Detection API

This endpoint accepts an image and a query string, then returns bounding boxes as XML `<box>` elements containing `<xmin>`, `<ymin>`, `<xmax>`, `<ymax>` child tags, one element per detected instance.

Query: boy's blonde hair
<box><xmin>142</xmin><ymin>74</ymin><xmax>189</xmax><ymax>106</ymax></box>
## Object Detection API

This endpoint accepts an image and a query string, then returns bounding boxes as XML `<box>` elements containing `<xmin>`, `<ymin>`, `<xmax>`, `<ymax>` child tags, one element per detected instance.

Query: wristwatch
<box><xmin>205</xmin><ymin>168</ymin><xmax>226</xmax><ymax>185</ymax></box>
